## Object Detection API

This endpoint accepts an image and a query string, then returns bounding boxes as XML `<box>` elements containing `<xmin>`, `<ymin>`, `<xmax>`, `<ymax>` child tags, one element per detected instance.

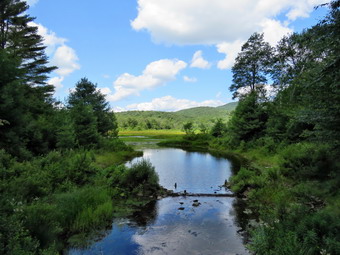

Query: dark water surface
<box><xmin>68</xmin><ymin>148</ymin><xmax>249</xmax><ymax>255</ymax></box>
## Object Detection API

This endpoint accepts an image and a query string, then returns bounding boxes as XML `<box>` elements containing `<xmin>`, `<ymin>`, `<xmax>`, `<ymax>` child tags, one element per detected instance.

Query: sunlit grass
<box><xmin>119</xmin><ymin>129</ymin><xmax>185</xmax><ymax>137</ymax></box>
<box><xmin>94</xmin><ymin>151</ymin><xmax>142</xmax><ymax>168</ymax></box>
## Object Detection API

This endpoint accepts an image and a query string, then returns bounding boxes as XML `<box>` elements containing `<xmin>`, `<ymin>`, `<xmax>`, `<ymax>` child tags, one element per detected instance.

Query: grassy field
<box><xmin>119</xmin><ymin>129</ymin><xmax>185</xmax><ymax>138</ymax></box>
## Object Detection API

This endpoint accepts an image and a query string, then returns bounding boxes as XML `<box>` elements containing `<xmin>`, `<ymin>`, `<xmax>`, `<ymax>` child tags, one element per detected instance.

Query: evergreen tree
<box><xmin>0</xmin><ymin>0</ymin><xmax>57</xmax><ymax>158</ymax></box>
<box><xmin>55</xmin><ymin>110</ymin><xmax>76</xmax><ymax>149</ymax></box>
<box><xmin>0</xmin><ymin>0</ymin><xmax>56</xmax><ymax>85</ymax></box>
<box><xmin>211</xmin><ymin>118</ymin><xmax>226</xmax><ymax>137</ymax></box>
<box><xmin>68</xmin><ymin>78</ymin><xmax>118</xmax><ymax>136</ymax></box>
<box><xmin>71</xmin><ymin>104</ymin><xmax>99</xmax><ymax>147</ymax></box>
<box><xmin>227</xmin><ymin>92</ymin><xmax>268</xmax><ymax>147</ymax></box>
<box><xmin>230</xmin><ymin>33</ymin><xmax>273</xmax><ymax>99</ymax></box>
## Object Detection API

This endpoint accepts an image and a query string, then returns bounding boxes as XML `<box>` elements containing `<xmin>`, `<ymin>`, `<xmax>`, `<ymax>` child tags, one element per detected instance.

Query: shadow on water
<box><xmin>128</xmin><ymin>200</ymin><xmax>158</xmax><ymax>227</ymax></box>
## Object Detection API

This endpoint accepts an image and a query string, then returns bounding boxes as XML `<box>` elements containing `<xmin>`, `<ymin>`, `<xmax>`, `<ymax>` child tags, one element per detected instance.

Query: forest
<box><xmin>0</xmin><ymin>0</ymin><xmax>339</xmax><ymax>254</ymax></box>
<box><xmin>116</xmin><ymin>102</ymin><xmax>237</xmax><ymax>131</ymax></box>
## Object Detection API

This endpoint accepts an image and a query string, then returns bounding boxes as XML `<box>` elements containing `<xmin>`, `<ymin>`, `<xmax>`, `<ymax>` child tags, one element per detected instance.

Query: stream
<box><xmin>68</xmin><ymin>139</ymin><xmax>249</xmax><ymax>255</ymax></box>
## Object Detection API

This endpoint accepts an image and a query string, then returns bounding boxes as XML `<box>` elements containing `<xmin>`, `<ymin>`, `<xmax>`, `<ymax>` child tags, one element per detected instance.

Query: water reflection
<box><xmin>68</xmin><ymin>148</ymin><xmax>249</xmax><ymax>255</ymax></box>
<box><xmin>128</xmin><ymin>148</ymin><xmax>233</xmax><ymax>194</ymax></box>
<box><xmin>69</xmin><ymin>197</ymin><xmax>248</xmax><ymax>255</ymax></box>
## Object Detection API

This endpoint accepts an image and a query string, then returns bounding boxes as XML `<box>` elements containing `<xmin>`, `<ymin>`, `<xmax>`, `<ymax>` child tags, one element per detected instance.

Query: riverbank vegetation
<box><xmin>159</xmin><ymin>2</ymin><xmax>340</xmax><ymax>254</ymax></box>
<box><xmin>0</xmin><ymin>1</ymin><xmax>162</xmax><ymax>253</ymax></box>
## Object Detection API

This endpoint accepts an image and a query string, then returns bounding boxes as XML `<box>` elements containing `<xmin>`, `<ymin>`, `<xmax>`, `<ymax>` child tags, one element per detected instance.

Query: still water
<box><xmin>68</xmin><ymin>148</ymin><xmax>249</xmax><ymax>255</ymax></box>
<box><xmin>128</xmin><ymin>148</ymin><xmax>233</xmax><ymax>194</ymax></box>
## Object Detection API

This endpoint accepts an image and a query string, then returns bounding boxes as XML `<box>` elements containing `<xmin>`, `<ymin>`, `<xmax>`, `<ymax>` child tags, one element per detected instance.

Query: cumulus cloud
<box><xmin>119</xmin><ymin>96</ymin><xmax>224</xmax><ymax>111</ymax></box>
<box><xmin>48</xmin><ymin>76</ymin><xmax>64</xmax><ymax>90</ymax></box>
<box><xmin>190</xmin><ymin>50</ymin><xmax>211</xmax><ymax>69</ymax></box>
<box><xmin>183</xmin><ymin>76</ymin><xmax>197</xmax><ymax>83</ymax></box>
<box><xmin>111</xmin><ymin>59</ymin><xmax>187</xmax><ymax>101</ymax></box>
<box><xmin>29</xmin><ymin>22</ymin><xmax>80</xmax><ymax>90</ymax></box>
<box><xmin>30</xmin><ymin>22</ymin><xmax>66</xmax><ymax>55</ymax></box>
<box><xmin>132</xmin><ymin>0</ymin><xmax>323</xmax><ymax>45</ymax></box>
<box><xmin>132</xmin><ymin>0</ymin><xmax>324</xmax><ymax>69</ymax></box>
<box><xmin>216</xmin><ymin>40</ymin><xmax>244</xmax><ymax>70</ymax></box>
<box><xmin>260</xmin><ymin>18</ymin><xmax>293</xmax><ymax>45</ymax></box>
<box><xmin>97</xmin><ymin>87</ymin><xmax>113</xmax><ymax>96</ymax></box>
<box><xmin>51</xmin><ymin>45</ymin><xmax>80</xmax><ymax>77</ymax></box>
<box><xmin>216</xmin><ymin>19</ymin><xmax>292</xmax><ymax>70</ymax></box>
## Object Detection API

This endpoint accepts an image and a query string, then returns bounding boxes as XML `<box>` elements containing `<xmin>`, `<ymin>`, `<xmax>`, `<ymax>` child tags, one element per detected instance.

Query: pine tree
<box><xmin>0</xmin><ymin>0</ymin><xmax>56</xmax><ymax>85</ymax></box>
<box><xmin>227</xmin><ymin>92</ymin><xmax>268</xmax><ymax>146</ymax></box>
<box><xmin>68</xmin><ymin>78</ymin><xmax>118</xmax><ymax>136</ymax></box>
<box><xmin>0</xmin><ymin>0</ymin><xmax>57</xmax><ymax>158</ymax></box>
<box><xmin>71</xmin><ymin>104</ymin><xmax>99</xmax><ymax>147</ymax></box>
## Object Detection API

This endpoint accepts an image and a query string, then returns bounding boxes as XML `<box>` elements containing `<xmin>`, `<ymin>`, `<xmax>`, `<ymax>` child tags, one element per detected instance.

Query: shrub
<box><xmin>280</xmin><ymin>143</ymin><xmax>335</xmax><ymax>180</ymax></box>
<box><xmin>98</xmin><ymin>137</ymin><xmax>133</xmax><ymax>152</ymax></box>
<box><xmin>120</xmin><ymin>160</ymin><xmax>159</xmax><ymax>195</ymax></box>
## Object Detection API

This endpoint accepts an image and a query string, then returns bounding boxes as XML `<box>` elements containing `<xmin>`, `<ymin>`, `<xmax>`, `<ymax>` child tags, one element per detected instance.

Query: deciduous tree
<box><xmin>230</xmin><ymin>33</ymin><xmax>273</xmax><ymax>99</ymax></box>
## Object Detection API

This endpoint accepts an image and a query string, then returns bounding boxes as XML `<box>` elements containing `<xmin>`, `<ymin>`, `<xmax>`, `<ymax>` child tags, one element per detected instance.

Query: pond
<box><xmin>68</xmin><ymin>147</ymin><xmax>249</xmax><ymax>255</ymax></box>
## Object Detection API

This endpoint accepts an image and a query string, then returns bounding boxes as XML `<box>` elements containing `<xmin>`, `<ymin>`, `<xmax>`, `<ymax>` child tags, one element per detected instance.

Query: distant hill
<box><xmin>116</xmin><ymin>102</ymin><xmax>238</xmax><ymax>130</ymax></box>
<box><xmin>216</xmin><ymin>102</ymin><xmax>238</xmax><ymax>111</ymax></box>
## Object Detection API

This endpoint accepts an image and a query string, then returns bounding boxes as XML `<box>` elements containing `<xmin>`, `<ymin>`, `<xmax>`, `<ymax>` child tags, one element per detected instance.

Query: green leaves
<box><xmin>230</xmin><ymin>33</ymin><xmax>273</xmax><ymax>99</ymax></box>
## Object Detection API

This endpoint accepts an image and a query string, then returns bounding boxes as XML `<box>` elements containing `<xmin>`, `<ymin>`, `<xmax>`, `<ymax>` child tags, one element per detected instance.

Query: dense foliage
<box><xmin>116</xmin><ymin>102</ymin><xmax>237</xmax><ymax>131</ymax></box>
<box><xmin>223</xmin><ymin>2</ymin><xmax>340</xmax><ymax>254</ymax></box>
<box><xmin>1</xmin><ymin>0</ymin><xmax>339</xmax><ymax>254</ymax></box>
<box><xmin>160</xmin><ymin>2</ymin><xmax>340</xmax><ymax>254</ymax></box>
<box><xmin>0</xmin><ymin>1</ymin><xmax>152</xmax><ymax>254</ymax></box>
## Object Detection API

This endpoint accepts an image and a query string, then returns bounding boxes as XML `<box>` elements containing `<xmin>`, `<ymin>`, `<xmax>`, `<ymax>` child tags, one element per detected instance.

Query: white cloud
<box><xmin>122</xmin><ymin>95</ymin><xmax>224</xmax><ymax>111</ymax></box>
<box><xmin>190</xmin><ymin>50</ymin><xmax>211</xmax><ymax>69</ymax></box>
<box><xmin>29</xmin><ymin>22</ymin><xmax>80</xmax><ymax>90</ymax></box>
<box><xmin>216</xmin><ymin>19</ymin><xmax>292</xmax><ymax>70</ymax></box>
<box><xmin>48</xmin><ymin>76</ymin><xmax>64</xmax><ymax>89</ymax></box>
<box><xmin>183</xmin><ymin>76</ymin><xmax>197</xmax><ymax>83</ymax></box>
<box><xmin>113</xmin><ymin>106</ymin><xmax>126</xmax><ymax>112</ymax></box>
<box><xmin>132</xmin><ymin>0</ymin><xmax>324</xmax><ymax>45</ymax></box>
<box><xmin>30</xmin><ymin>22</ymin><xmax>67</xmax><ymax>55</ymax></box>
<box><xmin>51</xmin><ymin>45</ymin><xmax>80</xmax><ymax>77</ymax></box>
<box><xmin>97</xmin><ymin>87</ymin><xmax>112</xmax><ymax>96</ymax></box>
<box><xmin>111</xmin><ymin>59</ymin><xmax>187</xmax><ymax>101</ymax></box>
<box><xmin>286</xmin><ymin>0</ymin><xmax>325</xmax><ymax>21</ymax></box>
<box><xmin>216</xmin><ymin>40</ymin><xmax>244</xmax><ymax>70</ymax></box>
<box><xmin>260</xmin><ymin>18</ymin><xmax>293</xmax><ymax>45</ymax></box>
<box><xmin>132</xmin><ymin>0</ymin><xmax>324</xmax><ymax>70</ymax></box>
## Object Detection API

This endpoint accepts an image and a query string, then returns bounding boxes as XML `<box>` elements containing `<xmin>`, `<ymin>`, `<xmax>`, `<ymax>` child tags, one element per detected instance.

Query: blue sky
<box><xmin>26</xmin><ymin>0</ymin><xmax>328</xmax><ymax>112</ymax></box>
